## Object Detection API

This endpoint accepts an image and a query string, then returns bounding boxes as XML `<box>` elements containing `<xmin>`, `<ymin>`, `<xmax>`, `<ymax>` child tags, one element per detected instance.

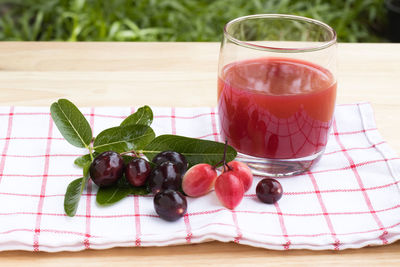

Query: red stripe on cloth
<box><xmin>307</xmin><ymin>157</ymin><xmax>400</xmax><ymax>175</ymax></box>
<box><xmin>129</xmin><ymin>106</ymin><xmax>142</xmax><ymax>247</ymax></box>
<box><xmin>155</xmin><ymin>112</ymin><xmax>219</xmax><ymax>120</ymax></box>
<box><xmin>0</xmin><ymin>153</ymin><xmax>82</xmax><ymax>158</ymax></box>
<box><xmin>134</xmin><ymin>197</ymin><xmax>142</xmax><ymax>246</ymax></box>
<box><xmin>170</xmin><ymin>107</ymin><xmax>176</xmax><ymax>135</ymax></box>
<box><xmin>134</xmin><ymin>195</ymin><xmax>142</xmax><ymax>246</ymax></box>
<box><xmin>0</xmin><ymin>210</ymin><xmax>158</xmax><ymax>219</ymax></box>
<box><xmin>4</xmin><ymin>202</ymin><xmax>400</xmax><ymax>219</ymax></box>
<box><xmin>33</xmin><ymin>115</ymin><xmax>53</xmax><ymax>252</ymax></box>
<box><xmin>324</xmin><ymin>141</ymin><xmax>386</xmax><ymax>156</ymax></box>
<box><xmin>0</xmin><ymin>192</ymin><xmax>64</xmax><ymax>198</ymax></box>
<box><xmin>0</xmin><ymin>111</ymin><xmax>222</xmax><ymax>120</ymax></box>
<box><xmin>2</xmin><ymin>211</ymin><xmax>400</xmax><ymax>241</ymax></box>
<box><xmin>184</xmin><ymin>213</ymin><xmax>193</xmax><ymax>243</ymax></box>
<box><xmin>308</xmin><ymin>171</ymin><xmax>340</xmax><ymax>250</ymax></box>
<box><xmin>0</xmin><ymin>112</ymin><xmax>49</xmax><ymax>116</ymax></box>
<box><xmin>210</xmin><ymin>107</ymin><xmax>220</xmax><ymax>142</ymax></box>
<box><xmin>196</xmin><ymin>133</ymin><xmax>220</xmax><ymax>140</ymax></box>
<box><xmin>231</xmin><ymin>210</ymin><xmax>242</xmax><ymax>243</ymax></box>
<box><xmin>84</xmin><ymin>107</ymin><xmax>95</xmax><ymax>249</ymax></box>
<box><xmin>333</xmin><ymin>119</ymin><xmax>388</xmax><ymax>244</ymax></box>
<box><xmin>0</xmin><ymin>228</ymin><xmax>97</xmax><ymax>238</ymax></box>
<box><xmin>186</xmin><ymin>208</ymin><xmax>225</xmax><ymax>216</ymax></box>
<box><xmin>266</xmin><ymin>179</ymin><xmax>400</xmax><ymax>196</ymax></box>
<box><xmin>7</xmin><ymin>175</ymin><xmax>394</xmax><ymax>199</ymax></box>
<box><xmin>89</xmin><ymin>111</ymin><xmax>220</xmax><ymax>120</ymax></box>
<box><xmin>0</xmin><ymin>137</ymin><xmax>64</xmax><ymax>141</ymax></box>
<box><xmin>330</xmin><ymin>128</ymin><xmax>377</xmax><ymax>136</ymax></box>
<box><xmin>274</xmin><ymin>202</ymin><xmax>291</xmax><ymax>250</ymax></box>
<box><xmin>170</xmin><ymin>107</ymin><xmax>194</xmax><ymax>243</ymax></box>
<box><xmin>1</xmin><ymin>174</ymin><xmax>82</xmax><ymax>178</ymax></box>
<box><xmin>0</xmin><ymin>107</ymin><xmax>15</xmax><ymax>184</ymax></box>
<box><xmin>234</xmin><ymin>203</ymin><xmax>400</xmax><ymax>217</ymax></box>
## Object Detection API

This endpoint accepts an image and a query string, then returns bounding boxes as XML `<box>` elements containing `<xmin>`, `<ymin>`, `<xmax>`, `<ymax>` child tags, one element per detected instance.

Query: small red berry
<box><xmin>214</xmin><ymin>172</ymin><xmax>244</xmax><ymax>209</ymax></box>
<box><xmin>182</xmin><ymin>163</ymin><xmax>217</xmax><ymax>197</ymax></box>
<box><xmin>256</xmin><ymin>178</ymin><xmax>283</xmax><ymax>204</ymax></box>
<box><xmin>226</xmin><ymin>161</ymin><xmax>253</xmax><ymax>192</ymax></box>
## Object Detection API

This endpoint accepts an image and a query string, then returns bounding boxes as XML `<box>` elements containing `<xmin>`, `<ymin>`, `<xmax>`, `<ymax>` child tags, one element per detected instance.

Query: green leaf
<box><xmin>74</xmin><ymin>153</ymin><xmax>95</xmax><ymax>168</ymax></box>
<box><xmin>64</xmin><ymin>178</ymin><xmax>85</xmax><ymax>217</ymax></box>
<box><xmin>50</xmin><ymin>99</ymin><xmax>92</xmax><ymax>148</ymax></box>
<box><xmin>96</xmin><ymin>183</ymin><xmax>132</xmax><ymax>206</ymax></box>
<box><xmin>121</xmin><ymin>105</ymin><xmax>153</xmax><ymax>127</ymax></box>
<box><xmin>93</xmin><ymin>124</ymin><xmax>155</xmax><ymax>153</ymax></box>
<box><xmin>64</xmin><ymin>161</ymin><xmax>91</xmax><ymax>217</ymax></box>
<box><xmin>130</xmin><ymin>186</ymin><xmax>150</xmax><ymax>196</ymax></box>
<box><xmin>96</xmin><ymin>176</ymin><xmax>149</xmax><ymax>206</ymax></box>
<box><xmin>143</xmin><ymin>135</ymin><xmax>237</xmax><ymax>167</ymax></box>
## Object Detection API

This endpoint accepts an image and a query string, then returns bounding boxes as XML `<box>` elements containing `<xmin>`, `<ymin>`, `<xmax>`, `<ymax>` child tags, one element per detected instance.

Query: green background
<box><xmin>0</xmin><ymin>0</ymin><xmax>387</xmax><ymax>42</ymax></box>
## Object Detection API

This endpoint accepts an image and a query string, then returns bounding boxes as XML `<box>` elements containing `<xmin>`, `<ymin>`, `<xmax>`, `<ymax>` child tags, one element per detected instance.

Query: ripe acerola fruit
<box><xmin>214</xmin><ymin>172</ymin><xmax>244</xmax><ymax>209</ymax></box>
<box><xmin>226</xmin><ymin>161</ymin><xmax>253</xmax><ymax>192</ymax></box>
<box><xmin>182</xmin><ymin>163</ymin><xmax>217</xmax><ymax>197</ymax></box>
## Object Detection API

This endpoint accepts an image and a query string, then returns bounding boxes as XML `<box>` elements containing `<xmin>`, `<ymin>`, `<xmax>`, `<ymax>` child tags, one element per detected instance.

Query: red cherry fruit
<box><xmin>89</xmin><ymin>151</ymin><xmax>124</xmax><ymax>187</ymax></box>
<box><xmin>125</xmin><ymin>158</ymin><xmax>151</xmax><ymax>187</ymax></box>
<box><xmin>214</xmin><ymin>172</ymin><xmax>244</xmax><ymax>209</ymax></box>
<box><xmin>182</xmin><ymin>163</ymin><xmax>217</xmax><ymax>197</ymax></box>
<box><xmin>226</xmin><ymin>161</ymin><xmax>253</xmax><ymax>192</ymax></box>
<box><xmin>256</xmin><ymin>178</ymin><xmax>283</xmax><ymax>204</ymax></box>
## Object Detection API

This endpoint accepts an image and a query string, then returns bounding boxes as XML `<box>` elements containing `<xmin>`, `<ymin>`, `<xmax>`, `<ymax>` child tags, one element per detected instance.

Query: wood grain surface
<box><xmin>0</xmin><ymin>42</ymin><xmax>399</xmax><ymax>266</ymax></box>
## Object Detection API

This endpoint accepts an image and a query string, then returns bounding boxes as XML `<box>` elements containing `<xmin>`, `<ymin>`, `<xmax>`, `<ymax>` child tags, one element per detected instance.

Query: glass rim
<box><xmin>223</xmin><ymin>14</ymin><xmax>337</xmax><ymax>53</ymax></box>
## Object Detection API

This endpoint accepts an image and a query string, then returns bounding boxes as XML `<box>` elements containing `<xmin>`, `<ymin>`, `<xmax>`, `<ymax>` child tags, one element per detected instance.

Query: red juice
<box><xmin>218</xmin><ymin>57</ymin><xmax>337</xmax><ymax>159</ymax></box>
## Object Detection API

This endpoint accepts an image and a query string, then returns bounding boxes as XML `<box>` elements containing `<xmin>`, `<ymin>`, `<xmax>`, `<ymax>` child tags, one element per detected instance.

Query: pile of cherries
<box><xmin>89</xmin><ymin>150</ymin><xmax>283</xmax><ymax>222</ymax></box>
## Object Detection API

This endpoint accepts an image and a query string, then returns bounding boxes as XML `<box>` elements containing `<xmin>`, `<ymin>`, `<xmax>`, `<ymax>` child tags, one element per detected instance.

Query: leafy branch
<box><xmin>50</xmin><ymin>99</ymin><xmax>237</xmax><ymax>217</ymax></box>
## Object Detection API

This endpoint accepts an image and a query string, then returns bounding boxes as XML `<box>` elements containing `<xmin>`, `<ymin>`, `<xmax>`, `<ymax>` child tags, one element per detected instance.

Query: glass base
<box><xmin>236</xmin><ymin>150</ymin><xmax>324</xmax><ymax>177</ymax></box>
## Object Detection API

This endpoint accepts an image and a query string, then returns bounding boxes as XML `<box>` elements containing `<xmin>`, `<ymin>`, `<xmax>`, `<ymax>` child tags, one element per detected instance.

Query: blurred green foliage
<box><xmin>0</xmin><ymin>0</ymin><xmax>387</xmax><ymax>42</ymax></box>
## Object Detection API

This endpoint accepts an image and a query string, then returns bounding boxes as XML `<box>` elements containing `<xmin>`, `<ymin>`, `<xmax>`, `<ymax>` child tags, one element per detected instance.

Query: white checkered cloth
<box><xmin>0</xmin><ymin>103</ymin><xmax>399</xmax><ymax>252</ymax></box>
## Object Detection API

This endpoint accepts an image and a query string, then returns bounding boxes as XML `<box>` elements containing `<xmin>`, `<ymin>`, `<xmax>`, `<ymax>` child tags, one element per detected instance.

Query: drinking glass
<box><xmin>217</xmin><ymin>14</ymin><xmax>337</xmax><ymax>176</ymax></box>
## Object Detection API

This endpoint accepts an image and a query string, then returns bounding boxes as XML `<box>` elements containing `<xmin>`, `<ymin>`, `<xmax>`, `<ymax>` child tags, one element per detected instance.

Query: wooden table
<box><xmin>0</xmin><ymin>42</ymin><xmax>399</xmax><ymax>266</ymax></box>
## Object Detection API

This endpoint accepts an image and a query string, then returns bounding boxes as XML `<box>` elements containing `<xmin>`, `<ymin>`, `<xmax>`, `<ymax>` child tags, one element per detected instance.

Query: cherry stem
<box><xmin>120</xmin><ymin>150</ymin><xmax>139</xmax><ymax>157</ymax></box>
<box><xmin>213</xmin><ymin>139</ymin><xmax>232</xmax><ymax>171</ymax></box>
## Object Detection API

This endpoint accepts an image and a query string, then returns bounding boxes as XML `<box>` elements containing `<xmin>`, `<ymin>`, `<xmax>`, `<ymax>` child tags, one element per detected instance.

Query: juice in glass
<box><xmin>218</xmin><ymin>14</ymin><xmax>337</xmax><ymax>176</ymax></box>
<box><xmin>218</xmin><ymin>57</ymin><xmax>336</xmax><ymax>159</ymax></box>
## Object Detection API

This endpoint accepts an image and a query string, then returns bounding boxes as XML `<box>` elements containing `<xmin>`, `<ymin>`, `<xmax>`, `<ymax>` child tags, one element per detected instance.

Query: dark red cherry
<box><xmin>89</xmin><ymin>151</ymin><xmax>124</xmax><ymax>187</ymax></box>
<box><xmin>152</xmin><ymin>151</ymin><xmax>188</xmax><ymax>174</ymax></box>
<box><xmin>147</xmin><ymin>161</ymin><xmax>182</xmax><ymax>194</ymax></box>
<box><xmin>154</xmin><ymin>190</ymin><xmax>187</xmax><ymax>221</ymax></box>
<box><xmin>256</xmin><ymin>178</ymin><xmax>283</xmax><ymax>204</ymax></box>
<box><xmin>125</xmin><ymin>158</ymin><xmax>151</xmax><ymax>187</ymax></box>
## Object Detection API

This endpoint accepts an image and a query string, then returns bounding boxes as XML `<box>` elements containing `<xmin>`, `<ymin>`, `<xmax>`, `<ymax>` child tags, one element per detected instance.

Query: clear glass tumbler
<box><xmin>217</xmin><ymin>14</ymin><xmax>337</xmax><ymax>176</ymax></box>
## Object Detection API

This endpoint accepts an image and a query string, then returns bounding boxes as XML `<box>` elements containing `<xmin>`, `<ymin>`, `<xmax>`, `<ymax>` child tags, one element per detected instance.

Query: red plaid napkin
<box><xmin>0</xmin><ymin>103</ymin><xmax>399</xmax><ymax>252</ymax></box>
